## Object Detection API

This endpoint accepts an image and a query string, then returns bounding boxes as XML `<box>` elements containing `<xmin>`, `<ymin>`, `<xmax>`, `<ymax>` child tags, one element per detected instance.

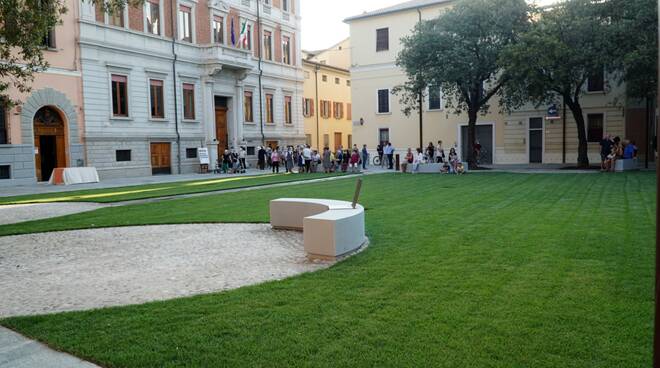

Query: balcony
<box><xmin>202</xmin><ymin>44</ymin><xmax>254</xmax><ymax>72</ymax></box>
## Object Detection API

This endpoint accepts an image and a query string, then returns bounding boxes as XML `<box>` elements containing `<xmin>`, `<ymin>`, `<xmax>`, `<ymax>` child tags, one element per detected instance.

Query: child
<box><xmin>350</xmin><ymin>149</ymin><xmax>360</xmax><ymax>173</ymax></box>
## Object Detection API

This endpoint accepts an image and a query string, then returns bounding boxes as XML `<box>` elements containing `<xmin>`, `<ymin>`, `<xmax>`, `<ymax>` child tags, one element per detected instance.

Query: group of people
<box><xmin>217</xmin><ymin>147</ymin><xmax>247</xmax><ymax>174</ymax></box>
<box><xmin>600</xmin><ymin>134</ymin><xmax>638</xmax><ymax>172</ymax></box>
<box><xmin>399</xmin><ymin>141</ymin><xmax>464</xmax><ymax>174</ymax></box>
<box><xmin>255</xmin><ymin>144</ymin><xmax>370</xmax><ymax>174</ymax></box>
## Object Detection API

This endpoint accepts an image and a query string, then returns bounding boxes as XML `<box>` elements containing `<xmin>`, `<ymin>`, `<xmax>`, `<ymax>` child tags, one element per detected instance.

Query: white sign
<box><xmin>198</xmin><ymin>148</ymin><xmax>210</xmax><ymax>165</ymax></box>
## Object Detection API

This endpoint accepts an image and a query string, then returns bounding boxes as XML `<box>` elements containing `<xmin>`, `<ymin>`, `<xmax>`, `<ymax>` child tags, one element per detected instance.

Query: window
<box><xmin>428</xmin><ymin>85</ymin><xmax>442</xmax><ymax>110</ymax></box>
<box><xmin>265</xmin><ymin>94</ymin><xmax>274</xmax><ymax>123</ymax></box>
<box><xmin>379</xmin><ymin>128</ymin><xmax>390</xmax><ymax>146</ymax></box>
<box><xmin>212</xmin><ymin>16</ymin><xmax>223</xmax><ymax>44</ymax></box>
<box><xmin>247</xmin><ymin>146</ymin><xmax>255</xmax><ymax>155</ymax></box>
<box><xmin>346</xmin><ymin>80</ymin><xmax>351</xmax><ymax>87</ymax></box>
<box><xmin>348</xmin><ymin>134</ymin><xmax>352</xmax><ymax>149</ymax></box>
<box><xmin>182</xmin><ymin>83</ymin><xmax>195</xmax><ymax>120</ymax></box>
<box><xmin>587</xmin><ymin>113</ymin><xmax>604</xmax><ymax>143</ymax></box>
<box><xmin>111</xmin><ymin>74</ymin><xmax>128</xmax><ymax>117</ymax></box>
<box><xmin>239</xmin><ymin>22</ymin><xmax>252</xmax><ymax>50</ymax></box>
<box><xmin>282</xmin><ymin>0</ymin><xmax>289</xmax><ymax>12</ymax></box>
<box><xmin>149</xmin><ymin>79</ymin><xmax>164</xmax><ymax>119</ymax></box>
<box><xmin>377</xmin><ymin>89</ymin><xmax>389</xmax><ymax>114</ymax></box>
<box><xmin>347</xmin><ymin>103</ymin><xmax>352</xmax><ymax>121</ymax></box>
<box><xmin>263</xmin><ymin>30</ymin><xmax>272</xmax><ymax>60</ymax></box>
<box><xmin>178</xmin><ymin>5</ymin><xmax>192</xmax><ymax>42</ymax></box>
<box><xmin>0</xmin><ymin>165</ymin><xmax>9</xmax><ymax>180</ymax></box>
<box><xmin>588</xmin><ymin>68</ymin><xmax>605</xmax><ymax>92</ymax></box>
<box><xmin>146</xmin><ymin>0</ymin><xmax>160</xmax><ymax>35</ymax></box>
<box><xmin>116</xmin><ymin>150</ymin><xmax>131</xmax><ymax>162</ymax></box>
<box><xmin>282</xmin><ymin>36</ymin><xmax>291</xmax><ymax>64</ymax></box>
<box><xmin>302</xmin><ymin>98</ymin><xmax>314</xmax><ymax>117</ymax></box>
<box><xmin>335</xmin><ymin>77</ymin><xmax>340</xmax><ymax>85</ymax></box>
<box><xmin>284</xmin><ymin>96</ymin><xmax>292</xmax><ymax>124</ymax></box>
<box><xmin>0</xmin><ymin>105</ymin><xmax>6</xmax><ymax>144</ymax></box>
<box><xmin>320</xmin><ymin>100</ymin><xmax>331</xmax><ymax>118</ymax></box>
<box><xmin>110</xmin><ymin>9</ymin><xmax>124</xmax><ymax>27</ymax></box>
<box><xmin>376</xmin><ymin>28</ymin><xmax>389</xmax><ymax>52</ymax></box>
<box><xmin>244</xmin><ymin>91</ymin><xmax>253</xmax><ymax>122</ymax></box>
<box><xmin>322</xmin><ymin>75</ymin><xmax>327</xmax><ymax>82</ymax></box>
<box><xmin>42</xmin><ymin>28</ymin><xmax>56</xmax><ymax>48</ymax></box>
<box><xmin>333</xmin><ymin>102</ymin><xmax>343</xmax><ymax>119</ymax></box>
<box><xmin>186</xmin><ymin>148</ymin><xmax>198</xmax><ymax>159</ymax></box>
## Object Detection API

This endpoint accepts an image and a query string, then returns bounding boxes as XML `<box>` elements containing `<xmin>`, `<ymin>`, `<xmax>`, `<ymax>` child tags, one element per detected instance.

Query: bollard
<box><xmin>395</xmin><ymin>154</ymin><xmax>400</xmax><ymax>171</ymax></box>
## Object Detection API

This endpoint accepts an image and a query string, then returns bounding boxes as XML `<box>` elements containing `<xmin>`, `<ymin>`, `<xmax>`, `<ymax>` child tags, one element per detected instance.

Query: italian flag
<box><xmin>238</xmin><ymin>22</ymin><xmax>249</xmax><ymax>48</ymax></box>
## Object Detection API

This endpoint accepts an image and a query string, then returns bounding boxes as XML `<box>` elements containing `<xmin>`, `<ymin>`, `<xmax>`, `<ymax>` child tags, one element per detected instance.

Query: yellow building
<box><xmin>345</xmin><ymin>0</ymin><xmax>639</xmax><ymax>165</ymax></box>
<box><xmin>302</xmin><ymin>42</ymin><xmax>353</xmax><ymax>151</ymax></box>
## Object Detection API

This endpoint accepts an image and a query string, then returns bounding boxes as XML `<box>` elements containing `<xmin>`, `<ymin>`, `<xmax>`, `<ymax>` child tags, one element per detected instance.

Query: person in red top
<box><xmin>349</xmin><ymin>149</ymin><xmax>361</xmax><ymax>173</ymax></box>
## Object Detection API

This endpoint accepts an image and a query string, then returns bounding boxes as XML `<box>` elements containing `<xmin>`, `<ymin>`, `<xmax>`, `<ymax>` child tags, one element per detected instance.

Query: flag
<box><xmin>239</xmin><ymin>22</ymin><xmax>249</xmax><ymax>48</ymax></box>
<box><xmin>230</xmin><ymin>17</ymin><xmax>236</xmax><ymax>46</ymax></box>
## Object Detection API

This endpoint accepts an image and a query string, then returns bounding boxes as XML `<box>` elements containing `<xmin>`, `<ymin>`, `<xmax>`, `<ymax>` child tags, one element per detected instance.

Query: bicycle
<box><xmin>372</xmin><ymin>155</ymin><xmax>382</xmax><ymax>166</ymax></box>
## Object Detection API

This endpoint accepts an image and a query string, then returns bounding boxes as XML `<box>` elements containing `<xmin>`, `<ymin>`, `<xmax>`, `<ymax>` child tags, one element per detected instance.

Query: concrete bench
<box><xmin>615</xmin><ymin>158</ymin><xmax>639</xmax><ymax>172</ymax></box>
<box><xmin>270</xmin><ymin>198</ymin><xmax>366</xmax><ymax>259</ymax></box>
<box><xmin>403</xmin><ymin>162</ymin><xmax>468</xmax><ymax>173</ymax></box>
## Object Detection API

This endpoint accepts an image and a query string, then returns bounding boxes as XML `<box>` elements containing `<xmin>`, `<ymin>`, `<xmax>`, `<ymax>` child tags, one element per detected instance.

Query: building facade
<box><xmin>79</xmin><ymin>0</ymin><xmax>304</xmax><ymax>179</ymax></box>
<box><xmin>0</xmin><ymin>0</ymin><xmax>86</xmax><ymax>186</ymax></box>
<box><xmin>302</xmin><ymin>41</ymin><xmax>352</xmax><ymax>151</ymax></box>
<box><xmin>345</xmin><ymin>0</ymin><xmax>642</xmax><ymax>165</ymax></box>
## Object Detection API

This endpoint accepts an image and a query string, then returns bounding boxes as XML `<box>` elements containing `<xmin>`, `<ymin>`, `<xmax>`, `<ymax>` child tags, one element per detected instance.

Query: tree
<box><xmin>500</xmin><ymin>0</ymin><xmax>615</xmax><ymax>168</ymax></box>
<box><xmin>395</xmin><ymin>0</ymin><xmax>531</xmax><ymax>169</ymax></box>
<box><xmin>0</xmin><ymin>0</ymin><xmax>140</xmax><ymax>107</ymax></box>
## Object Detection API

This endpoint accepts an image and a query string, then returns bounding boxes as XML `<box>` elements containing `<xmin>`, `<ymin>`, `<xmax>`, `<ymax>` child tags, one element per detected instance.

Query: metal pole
<box><xmin>562</xmin><ymin>98</ymin><xmax>566</xmax><ymax>164</ymax></box>
<box><xmin>315</xmin><ymin>65</ymin><xmax>320</xmax><ymax>150</ymax></box>
<box><xmin>257</xmin><ymin>0</ymin><xmax>265</xmax><ymax>145</ymax></box>
<box><xmin>654</xmin><ymin>2</ymin><xmax>659</xmax><ymax>366</ymax></box>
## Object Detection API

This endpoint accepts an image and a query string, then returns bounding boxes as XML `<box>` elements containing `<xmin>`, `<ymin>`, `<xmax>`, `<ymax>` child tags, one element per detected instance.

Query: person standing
<box><xmin>322</xmin><ymin>147</ymin><xmax>332</xmax><ymax>173</ymax></box>
<box><xmin>436</xmin><ymin>141</ymin><xmax>444</xmax><ymax>163</ymax></box>
<box><xmin>222</xmin><ymin>149</ymin><xmax>231</xmax><ymax>174</ymax></box>
<box><xmin>266</xmin><ymin>146</ymin><xmax>273</xmax><ymax>169</ymax></box>
<box><xmin>303</xmin><ymin>144</ymin><xmax>312</xmax><ymax>173</ymax></box>
<box><xmin>257</xmin><ymin>146</ymin><xmax>266</xmax><ymax>170</ymax></box>
<box><xmin>271</xmin><ymin>147</ymin><xmax>280</xmax><ymax>173</ymax></box>
<box><xmin>376</xmin><ymin>144</ymin><xmax>384</xmax><ymax>166</ymax></box>
<box><xmin>239</xmin><ymin>147</ymin><xmax>247</xmax><ymax>172</ymax></box>
<box><xmin>413</xmin><ymin>147</ymin><xmax>424</xmax><ymax>173</ymax></box>
<box><xmin>426</xmin><ymin>142</ymin><xmax>435</xmax><ymax>163</ymax></box>
<box><xmin>361</xmin><ymin>144</ymin><xmax>369</xmax><ymax>170</ymax></box>
<box><xmin>350</xmin><ymin>149</ymin><xmax>361</xmax><ymax>173</ymax></box>
<box><xmin>285</xmin><ymin>147</ymin><xmax>294</xmax><ymax>173</ymax></box>
<box><xmin>384</xmin><ymin>142</ymin><xmax>395</xmax><ymax>169</ymax></box>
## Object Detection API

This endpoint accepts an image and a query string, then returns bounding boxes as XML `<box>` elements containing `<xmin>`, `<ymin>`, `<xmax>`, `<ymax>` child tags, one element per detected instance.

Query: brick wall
<box><xmin>196</xmin><ymin>0</ymin><xmax>210</xmax><ymax>44</ymax></box>
<box><xmin>128</xmin><ymin>5</ymin><xmax>143</xmax><ymax>32</ymax></box>
<box><xmin>274</xmin><ymin>25</ymin><xmax>282</xmax><ymax>62</ymax></box>
<box><xmin>164</xmin><ymin>0</ymin><xmax>174</xmax><ymax>38</ymax></box>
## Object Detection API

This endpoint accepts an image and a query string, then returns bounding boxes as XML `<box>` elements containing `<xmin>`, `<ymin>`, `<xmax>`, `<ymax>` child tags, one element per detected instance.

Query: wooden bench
<box><xmin>270</xmin><ymin>198</ymin><xmax>366</xmax><ymax>259</ymax></box>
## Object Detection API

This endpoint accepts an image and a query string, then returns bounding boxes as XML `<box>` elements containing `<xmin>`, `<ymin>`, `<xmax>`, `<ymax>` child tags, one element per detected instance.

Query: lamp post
<box><xmin>654</xmin><ymin>2</ymin><xmax>659</xmax><ymax>367</ymax></box>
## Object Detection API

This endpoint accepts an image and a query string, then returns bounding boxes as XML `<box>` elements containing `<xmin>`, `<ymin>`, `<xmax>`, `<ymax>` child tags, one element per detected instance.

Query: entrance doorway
<box><xmin>33</xmin><ymin>106</ymin><xmax>66</xmax><ymax>181</ymax></box>
<box><xmin>460</xmin><ymin>124</ymin><xmax>493</xmax><ymax>165</ymax></box>
<box><xmin>334</xmin><ymin>132</ymin><xmax>342</xmax><ymax>151</ymax></box>
<box><xmin>150</xmin><ymin>142</ymin><xmax>172</xmax><ymax>175</ymax></box>
<box><xmin>529</xmin><ymin>117</ymin><xmax>544</xmax><ymax>163</ymax></box>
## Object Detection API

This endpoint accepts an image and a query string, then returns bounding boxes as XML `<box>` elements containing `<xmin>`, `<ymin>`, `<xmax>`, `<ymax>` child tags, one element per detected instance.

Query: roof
<box><xmin>344</xmin><ymin>0</ymin><xmax>453</xmax><ymax>22</ymax></box>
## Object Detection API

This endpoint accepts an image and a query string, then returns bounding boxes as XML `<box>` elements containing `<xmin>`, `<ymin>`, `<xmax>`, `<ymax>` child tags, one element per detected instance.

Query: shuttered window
<box><xmin>111</xmin><ymin>74</ymin><xmax>128</xmax><ymax>117</ymax></box>
<box><xmin>182</xmin><ymin>83</ymin><xmax>195</xmax><ymax>120</ymax></box>
<box><xmin>149</xmin><ymin>79</ymin><xmax>164</xmax><ymax>119</ymax></box>
<box><xmin>376</xmin><ymin>28</ymin><xmax>389</xmax><ymax>52</ymax></box>
<box><xmin>377</xmin><ymin>89</ymin><xmax>389</xmax><ymax>114</ymax></box>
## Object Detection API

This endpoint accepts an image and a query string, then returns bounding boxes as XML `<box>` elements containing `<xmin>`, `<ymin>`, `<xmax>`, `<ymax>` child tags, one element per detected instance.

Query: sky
<box><xmin>300</xmin><ymin>0</ymin><xmax>557</xmax><ymax>51</ymax></box>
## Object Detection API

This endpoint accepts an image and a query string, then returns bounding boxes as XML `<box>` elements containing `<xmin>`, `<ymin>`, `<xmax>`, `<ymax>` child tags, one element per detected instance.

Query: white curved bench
<box><xmin>270</xmin><ymin>198</ymin><xmax>366</xmax><ymax>259</ymax></box>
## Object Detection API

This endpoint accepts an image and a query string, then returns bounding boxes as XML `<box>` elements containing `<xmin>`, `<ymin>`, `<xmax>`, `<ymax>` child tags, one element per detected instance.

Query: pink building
<box><xmin>0</xmin><ymin>0</ymin><xmax>86</xmax><ymax>185</ymax></box>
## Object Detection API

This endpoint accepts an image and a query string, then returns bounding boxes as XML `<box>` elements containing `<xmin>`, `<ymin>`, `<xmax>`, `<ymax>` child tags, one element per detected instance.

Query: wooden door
<box><xmin>150</xmin><ymin>142</ymin><xmax>171</xmax><ymax>175</ymax></box>
<box><xmin>334</xmin><ymin>132</ymin><xmax>342</xmax><ymax>151</ymax></box>
<box><xmin>33</xmin><ymin>106</ymin><xmax>66</xmax><ymax>181</ymax></box>
<box><xmin>215</xmin><ymin>108</ymin><xmax>228</xmax><ymax>151</ymax></box>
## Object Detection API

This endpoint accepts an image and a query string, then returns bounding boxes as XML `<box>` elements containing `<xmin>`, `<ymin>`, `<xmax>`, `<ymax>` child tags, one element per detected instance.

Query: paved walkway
<box><xmin>0</xmin><ymin>327</ymin><xmax>99</xmax><ymax>368</ymax></box>
<box><xmin>0</xmin><ymin>203</ymin><xmax>106</xmax><ymax>226</ymax></box>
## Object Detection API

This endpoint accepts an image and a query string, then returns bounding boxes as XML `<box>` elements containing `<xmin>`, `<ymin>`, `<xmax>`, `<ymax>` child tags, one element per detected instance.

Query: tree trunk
<box><xmin>467</xmin><ymin>109</ymin><xmax>478</xmax><ymax>170</ymax></box>
<box><xmin>567</xmin><ymin>102</ymin><xmax>590</xmax><ymax>168</ymax></box>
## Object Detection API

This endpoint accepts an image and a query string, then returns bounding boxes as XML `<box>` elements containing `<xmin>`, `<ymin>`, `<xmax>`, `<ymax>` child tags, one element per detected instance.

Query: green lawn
<box><xmin>0</xmin><ymin>172</ymin><xmax>346</xmax><ymax>204</ymax></box>
<box><xmin>0</xmin><ymin>172</ymin><xmax>655</xmax><ymax>367</ymax></box>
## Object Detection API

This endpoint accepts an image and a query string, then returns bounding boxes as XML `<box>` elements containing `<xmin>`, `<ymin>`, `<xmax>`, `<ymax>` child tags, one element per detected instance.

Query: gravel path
<box><xmin>0</xmin><ymin>203</ymin><xmax>107</xmax><ymax>226</ymax></box>
<box><xmin>0</xmin><ymin>224</ymin><xmax>334</xmax><ymax>318</ymax></box>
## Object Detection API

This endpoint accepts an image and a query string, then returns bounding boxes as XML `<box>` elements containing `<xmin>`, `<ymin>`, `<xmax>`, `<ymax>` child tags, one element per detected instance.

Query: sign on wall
<box><xmin>546</xmin><ymin>104</ymin><xmax>560</xmax><ymax>120</ymax></box>
<box><xmin>198</xmin><ymin>148</ymin><xmax>210</xmax><ymax>165</ymax></box>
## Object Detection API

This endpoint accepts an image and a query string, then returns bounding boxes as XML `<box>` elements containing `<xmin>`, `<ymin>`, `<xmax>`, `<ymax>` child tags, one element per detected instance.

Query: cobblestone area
<box><xmin>0</xmin><ymin>203</ymin><xmax>107</xmax><ymax>226</ymax></box>
<box><xmin>0</xmin><ymin>224</ymin><xmax>333</xmax><ymax>317</ymax></box>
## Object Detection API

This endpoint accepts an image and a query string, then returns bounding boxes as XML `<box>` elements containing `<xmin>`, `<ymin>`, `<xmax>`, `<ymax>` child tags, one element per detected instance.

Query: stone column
<box><xmin>234</xmin><ymin>79</ymin><xmax>245</xmax><ymax>149</ymax></box>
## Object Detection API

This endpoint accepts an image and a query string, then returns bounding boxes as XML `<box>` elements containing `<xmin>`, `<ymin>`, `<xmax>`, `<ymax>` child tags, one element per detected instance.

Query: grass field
<box><xmin>0</xmin><ymin>172</ymin><xmax>346</xmax><ymax>204</ymax></box>
<box><xmin>0</xmin><ymin>172</ymin><xmax>655</xmax><ymax>367</ymax></box>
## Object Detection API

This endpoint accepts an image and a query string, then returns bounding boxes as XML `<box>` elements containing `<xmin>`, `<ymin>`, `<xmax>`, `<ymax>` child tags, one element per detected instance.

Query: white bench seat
<box><xmin>270</xmin><ymin>198</ymin><xmax>366</xmax><ymax>259</ymax></box>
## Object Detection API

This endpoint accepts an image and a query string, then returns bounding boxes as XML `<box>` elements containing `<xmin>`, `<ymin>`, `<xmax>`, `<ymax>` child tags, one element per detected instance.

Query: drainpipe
<box><xmin>257</xmin><ymin>0</ymin><xmax>265</xmax><ymax>145</ymax></box>
<box><xmin>170</xmin><ymin>1</ymin><xmax>181</xmax><ymax>174</ymax></box>
<box><xmin>314</xmin><ymin>64</ymin><xmax>320</xmax><ymax>150</ymax></box>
